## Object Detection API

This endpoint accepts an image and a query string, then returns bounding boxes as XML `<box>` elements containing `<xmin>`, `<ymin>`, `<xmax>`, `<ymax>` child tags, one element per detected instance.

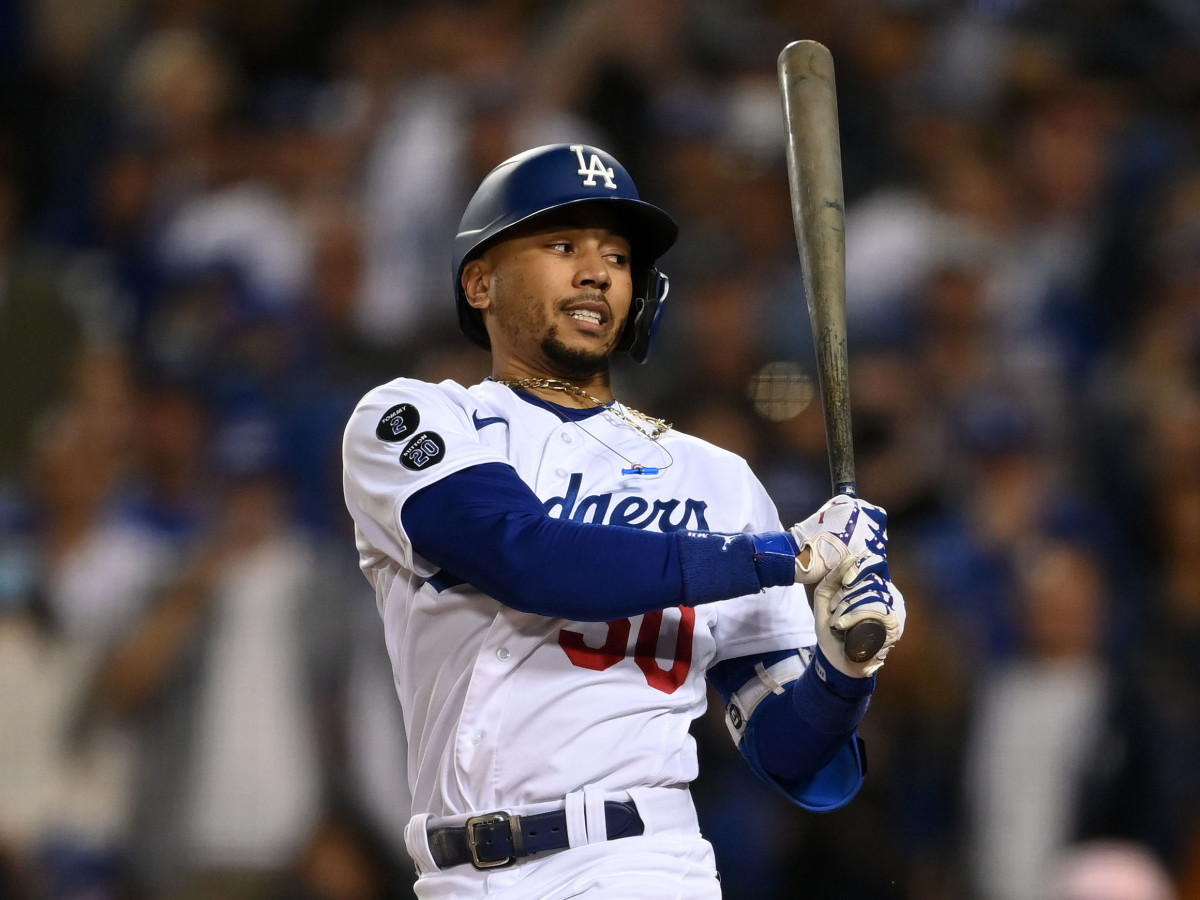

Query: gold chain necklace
<box><xmin>494</xmin><ymin>377</ymin><xmax>672</xmax><ymax>439</ymax></box>
<box><xmin>494</xmin><ymin>377</ymin><xmax>674</xmax><ymax>475</ymax></box>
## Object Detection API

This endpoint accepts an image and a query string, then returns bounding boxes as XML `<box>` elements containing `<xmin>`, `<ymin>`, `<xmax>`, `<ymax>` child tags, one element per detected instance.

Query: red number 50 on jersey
<box><xmin>558</xmin><ymin>607</ymin><xmax>696</xmax><ymax>694</ymax></box>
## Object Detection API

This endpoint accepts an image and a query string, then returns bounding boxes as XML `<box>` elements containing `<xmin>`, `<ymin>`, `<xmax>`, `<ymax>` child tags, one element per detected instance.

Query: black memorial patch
<box><xmin>399</xmin><ymin>432</ymin><xmax>446</xmax><ymax>470</ymax></box>
<box><xmin>376</xmin><ymin>404</ymin><xmax>420</xmax><ymax>442</ymax></box>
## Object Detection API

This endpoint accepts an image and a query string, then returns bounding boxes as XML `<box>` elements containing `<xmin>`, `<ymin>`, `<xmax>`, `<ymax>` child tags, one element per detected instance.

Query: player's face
<box><xmin>466</xmin><ymin>214</ymin><xmax>634</xmax><ymax>379</ymax></box>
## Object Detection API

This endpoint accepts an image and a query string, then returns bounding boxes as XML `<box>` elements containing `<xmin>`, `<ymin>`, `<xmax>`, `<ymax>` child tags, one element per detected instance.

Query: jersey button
<box><xmin>472</xmin><ymin>731</ymin><xmax>485</xmax><ymax>745</ymax></box>
<box><xmin>561</xmin><ymin>432</ymin><xmax>573</xmax><ymax>443</ymax></box>
<box><xmin>554</xmin><ymin>467</ymin><xmax>568</xmax><ymax>478</ymax></box>
<box><xmin>496</xmin><ymin>647</ymin><xmax>511</xmax><ymax>661</ymax></box>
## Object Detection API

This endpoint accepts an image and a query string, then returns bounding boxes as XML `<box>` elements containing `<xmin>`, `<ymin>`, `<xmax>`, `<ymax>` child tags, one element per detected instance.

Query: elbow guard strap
<box><xmin>724</xmin><ymin>649</ymin><xmax>811</xmax><ymax>744</ymax></box>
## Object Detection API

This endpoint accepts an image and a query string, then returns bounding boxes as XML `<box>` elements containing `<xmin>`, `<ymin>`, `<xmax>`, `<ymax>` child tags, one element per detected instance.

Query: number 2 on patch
<box><xmin>558</xmin><ymin>607</ymin><xmax>696</xmax><ymax>694</ymax></box>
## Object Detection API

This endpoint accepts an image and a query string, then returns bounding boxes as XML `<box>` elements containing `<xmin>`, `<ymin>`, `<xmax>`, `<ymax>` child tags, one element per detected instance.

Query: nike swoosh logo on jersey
<box><xmin>472</xmin><ymin>410</ymin><xmax>508</xmax><ymax>430</ymax></box>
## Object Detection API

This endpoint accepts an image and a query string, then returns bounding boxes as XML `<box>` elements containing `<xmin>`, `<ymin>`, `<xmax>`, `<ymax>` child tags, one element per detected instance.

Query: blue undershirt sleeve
<box><xmin>400</xmin><ymin>463</ymin><xmax>796</xmax><ymax>621</ymax></box>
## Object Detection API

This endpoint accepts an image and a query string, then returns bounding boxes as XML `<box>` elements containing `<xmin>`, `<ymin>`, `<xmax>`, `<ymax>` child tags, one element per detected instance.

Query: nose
<box><xmin>573</xmin><ymin>243</ymin><xmax>611</xmax><ymax>293</ymax></box>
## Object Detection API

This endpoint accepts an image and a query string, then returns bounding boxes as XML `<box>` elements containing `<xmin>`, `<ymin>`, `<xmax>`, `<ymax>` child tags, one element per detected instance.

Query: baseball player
<box><xmin>342</xmin><ymin>144</ymin><xmax>905</xmax><ymax>899</ymax></box>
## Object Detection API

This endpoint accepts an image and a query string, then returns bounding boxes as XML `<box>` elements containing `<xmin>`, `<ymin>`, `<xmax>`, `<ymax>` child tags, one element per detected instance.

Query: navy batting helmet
<box><xmin>453</xmin><ymin>143</ymin><xmax>679</xmax><ymax>364</ymax></box>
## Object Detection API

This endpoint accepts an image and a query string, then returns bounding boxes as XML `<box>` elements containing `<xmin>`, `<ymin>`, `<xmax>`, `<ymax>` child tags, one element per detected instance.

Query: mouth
<box><xmin>568</xmin><ymin>309</ymin><xmax>603</xmax><ymax>326</ymax></box>
<box><xmin>561</xmin><ymin>298</ymin><xmax>611</xmax><ymax>333</ymax></box>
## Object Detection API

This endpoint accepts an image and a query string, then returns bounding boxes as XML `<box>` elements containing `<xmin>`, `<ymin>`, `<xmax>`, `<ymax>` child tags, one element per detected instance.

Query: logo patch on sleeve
<box><xmin>376</xmin><ymin>404</ymin><xmax>421</xmax><ymax>442</ymax></box>
<box><xmin>399</xmin><ymin>432</ymin><xmax>445</xmax><ymax>470</ymax></box>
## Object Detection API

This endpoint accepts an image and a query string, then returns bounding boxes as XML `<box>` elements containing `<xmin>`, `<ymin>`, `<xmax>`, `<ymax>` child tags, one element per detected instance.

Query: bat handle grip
<box><xmin>832</xmin><ymin>480</ymin><xmax>887</xmax><ymax>664</ymax></box>
<box><xmin>843</xmin><ymin>620</ymin><xmax>887</xmax><ymax>663</ymax></box>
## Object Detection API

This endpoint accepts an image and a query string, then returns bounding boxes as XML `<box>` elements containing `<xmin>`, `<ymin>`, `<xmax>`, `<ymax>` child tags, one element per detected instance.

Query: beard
<box><xmin>540</xmin><ymin>325</ymin><xmax>613</xmax><ymax>379</ymax></box>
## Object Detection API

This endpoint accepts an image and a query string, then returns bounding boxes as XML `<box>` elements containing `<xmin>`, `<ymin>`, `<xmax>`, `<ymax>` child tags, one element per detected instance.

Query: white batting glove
<box><xmin>789</xmin><ymin>495</ymin><xmax>890</xmax><ymax>585</ymax></box>
<box><xmin>813</xmin><ymin>553</ymin><xmax>906</xmax><ymax>679</ymax></box>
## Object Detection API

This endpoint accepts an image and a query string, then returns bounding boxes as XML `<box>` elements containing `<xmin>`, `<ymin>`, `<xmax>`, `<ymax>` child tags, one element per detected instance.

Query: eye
<box><xmin>547</xmin><ymin>240</ymin><xmax>573</xmax><ymax>254</ymax></box>
<box><xmin>604</xmin><ymin>250</ymin><xmax>630</xmax><ymax>267</ymax></box>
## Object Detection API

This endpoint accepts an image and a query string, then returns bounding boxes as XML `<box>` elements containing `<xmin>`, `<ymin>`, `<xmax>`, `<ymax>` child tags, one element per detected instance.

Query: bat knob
<box><xmin>843</xmin><ymin>619</ymin><xmax>886</xmax><ymax>663</ymax></box>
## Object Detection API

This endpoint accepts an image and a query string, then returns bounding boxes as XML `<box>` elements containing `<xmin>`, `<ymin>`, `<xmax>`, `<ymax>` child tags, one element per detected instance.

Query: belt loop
<box><xmin>404</xmin><ymin>813</ymin><xmax>439</xmax><ymax>875</ymax></box>
<box><xmin>564</xmin><ymin>788</ymin><xmax>589</xmax><ymax>849</ymax></box>
<box><xmin>583</xmin><ymin>785</ymin><xmax>608</xmax><ymax>845</ymax></box>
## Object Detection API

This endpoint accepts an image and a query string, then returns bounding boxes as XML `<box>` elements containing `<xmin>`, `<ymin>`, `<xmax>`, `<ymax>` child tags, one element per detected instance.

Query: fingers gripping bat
<box><xmin>778</xmin><ymin>40</ymin><xmax>886</xmax><ymax>664</ymax></box>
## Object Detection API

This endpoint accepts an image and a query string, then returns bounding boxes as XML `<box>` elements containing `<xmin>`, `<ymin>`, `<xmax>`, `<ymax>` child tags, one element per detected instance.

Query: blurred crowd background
<box><xmin>2</xmin><ymin>0</ymin><xmax>1200</xmax><ymax>898</ymax></box>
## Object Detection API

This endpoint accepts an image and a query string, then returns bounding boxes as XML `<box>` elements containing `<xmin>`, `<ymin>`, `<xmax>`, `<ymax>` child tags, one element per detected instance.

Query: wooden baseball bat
<box><xmin>778</xmin><ymin>39</ymin><xmax>886</xmax><ymax>664</ymax></box>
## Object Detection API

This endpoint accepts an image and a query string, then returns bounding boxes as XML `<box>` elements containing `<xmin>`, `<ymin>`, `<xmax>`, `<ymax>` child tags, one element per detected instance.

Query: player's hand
<box><xmin>789</xmin><ymin>495</ymin><xmax>889</xmax><ymax>585</ymax></box>
<box><xmin>813</xmin><ymin>552</ymin><xmax>905</xmax><ymax>678</ymax></box>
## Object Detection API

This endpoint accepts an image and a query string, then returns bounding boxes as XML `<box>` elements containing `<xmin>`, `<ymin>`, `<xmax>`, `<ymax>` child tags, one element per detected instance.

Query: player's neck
<box><xmin>490</xmin><ymin>362</ymin><xmax>614</xmax><ymax>407</ymax></box>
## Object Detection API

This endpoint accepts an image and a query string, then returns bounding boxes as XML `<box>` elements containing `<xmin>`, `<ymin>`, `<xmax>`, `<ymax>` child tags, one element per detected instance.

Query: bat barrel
<box><xmin>780</xmin><ymin>41</ymin><xmax>884</xmax><ymax>665</ymax></box>
<box><xmin>778</xmin><ymin>41</ymin><xmax>855</xmax><ymax>493</ymax></box>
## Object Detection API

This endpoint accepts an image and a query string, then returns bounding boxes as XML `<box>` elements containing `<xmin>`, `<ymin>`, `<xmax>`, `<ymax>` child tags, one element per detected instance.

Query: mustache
<box><xmin>558</xmin><ymin>292</ymin><xmax>615</xmax><ymax>327</ymax></box>
<box><xmin>559</xmin><ymin>290</ymin><xmax>610</xmax><ymax>308</ymax></box>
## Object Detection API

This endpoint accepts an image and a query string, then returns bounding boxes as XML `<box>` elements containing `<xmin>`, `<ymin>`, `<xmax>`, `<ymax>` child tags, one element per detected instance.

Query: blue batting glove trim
<box><xmin>785</xmin><ymin>530</ymin><xmax>800</xmax><ymax>554</ymax></box>
<box><xmin>751</xmin><ymin>531</ymin><xmax>799</xmax><ymax>587</ymax></box>
<box><xmin>840</xmin><ymin>578</ymin><xmax>894</xmax><ymax>617</ymax></box>
<box><xmin>792</xmin><ymin>646</ymin><xmax>875</xmax><ymax>734</ymax></box>
<box><xmin>847</xmin><ymin>552</ymin><xmax>892</xmax><ymax>585</ymax></box>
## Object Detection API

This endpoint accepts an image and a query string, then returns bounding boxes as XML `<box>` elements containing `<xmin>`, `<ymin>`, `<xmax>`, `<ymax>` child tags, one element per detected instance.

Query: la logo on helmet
<box><xmin>571</xmin><ymin>145</ymin><xmax>617</xmax><ymax>189</ymax></box>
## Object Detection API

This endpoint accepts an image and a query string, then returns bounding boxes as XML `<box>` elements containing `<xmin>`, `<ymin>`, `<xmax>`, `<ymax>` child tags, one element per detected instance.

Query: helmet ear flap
<box><xmin>618</xmin><ymin>268</ymin><xmax>670</xmax><ymax>364</ymax></box>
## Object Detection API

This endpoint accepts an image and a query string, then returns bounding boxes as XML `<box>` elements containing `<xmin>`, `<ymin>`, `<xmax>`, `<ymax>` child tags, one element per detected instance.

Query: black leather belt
<box><xmin>427</xmin><ymin>801</ymin><xmax>644</xmax><ymax>870</ymax></box>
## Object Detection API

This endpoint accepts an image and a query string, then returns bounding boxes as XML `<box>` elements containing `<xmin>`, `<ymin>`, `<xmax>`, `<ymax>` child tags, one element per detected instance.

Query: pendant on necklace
<box><xmin>622</xmin><ymin>464</ymin><xmax>660</xmax><ymax>476</ymax></box>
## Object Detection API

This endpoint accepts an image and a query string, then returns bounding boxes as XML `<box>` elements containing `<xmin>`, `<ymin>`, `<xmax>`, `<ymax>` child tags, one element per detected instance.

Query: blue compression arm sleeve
<box><xmin>401</xmin><ymin>462</ymin><xmax>796</xmax><ymax>621</ymax></box>
<box><xmin>709</xmin><ymin>647</ymin><xmax>874</xmax><ymax>810</ymax></box>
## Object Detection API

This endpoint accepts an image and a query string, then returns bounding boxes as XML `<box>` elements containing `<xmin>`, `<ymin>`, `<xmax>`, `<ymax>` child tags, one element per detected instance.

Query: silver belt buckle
<box><xmin>466</xmin><ymin>811</ymin><xmax>516</xmax><ymax>869</ymax></box>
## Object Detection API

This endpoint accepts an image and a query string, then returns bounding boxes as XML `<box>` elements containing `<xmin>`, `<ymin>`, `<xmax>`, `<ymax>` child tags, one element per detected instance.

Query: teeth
<box><xmin>569</xmin><ymin>310</ymin><xmax>602</xmax><ymax>324</ymax></box>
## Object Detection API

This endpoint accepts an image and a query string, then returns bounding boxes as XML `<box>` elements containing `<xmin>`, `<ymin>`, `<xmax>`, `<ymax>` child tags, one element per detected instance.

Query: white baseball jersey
<box><xmin>342</xmin><ymin>377</ymin><xmax>816</xmax><ymax>878</ymax></box>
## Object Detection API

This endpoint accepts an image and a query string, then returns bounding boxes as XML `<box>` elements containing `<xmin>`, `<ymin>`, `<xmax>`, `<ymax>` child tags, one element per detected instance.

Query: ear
<box><xmin>461</xmin><ymin>258</ymin><xmax>492</xmax><ymax>310</ymax></box>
